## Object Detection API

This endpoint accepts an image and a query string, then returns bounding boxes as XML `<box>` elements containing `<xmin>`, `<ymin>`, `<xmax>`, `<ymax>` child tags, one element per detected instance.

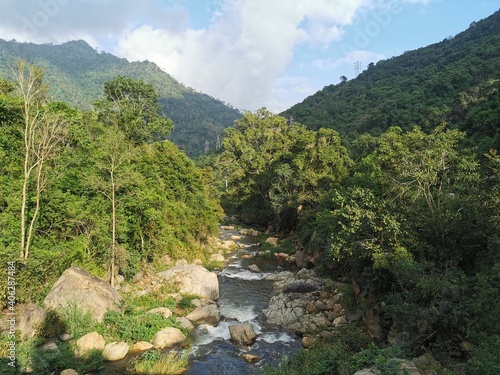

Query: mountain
<box><xmin>0</xmin><ymin>39</ymin><xmax>241</xmax><ymax>155</ymax></box>
<box><xmin>281</xmin><ymin>10</ymin><xmax>500</xmax><ymax>153</ymax></box>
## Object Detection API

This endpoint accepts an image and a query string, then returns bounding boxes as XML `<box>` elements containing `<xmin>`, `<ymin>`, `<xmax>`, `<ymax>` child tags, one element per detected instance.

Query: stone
<box><xmin>76</xmin><ymin>332</ymin><xmax>105</xmax><ymax>354</ymax></box>
<box><xmin>413</xmin><ymin>353</ymin><xmax>443</xmax><ymax>375</ymax></box>
<box><xmin>193</xmin><ymin>259</ymin><xmax>203</xmax><ymax>265</ymax></box>
<box><xmin>60</xmin><ymin>370</ymin><xmax>79</xmax><ymax>375</ymax></box>
<box><xmin>176</xmin><ymin>317</ymin><xmax>195</xmax><ymax>331</ymax></box>
<box><xmin>60</xmin><ymin>333</ymin><xmax>73</xmax><ymax>341</ymax></box>
<box><xmin>394</xmin><ymin>359</ymin><xmax>421</xmax><ymax>375</ymax></box>
<box><xmin>41</xmin><ymin>341</ymin><xmax>59</xmax><ymax>352</ymax></box>
<box><xmin>147</xmin><ymin>307</ymin><xmax>172</xmax><ymax>319</ymax></box>
<box><xmin>157</xmin><ymin>264</ymin><xmax>219</xmax><ymax>301</ymax></box>
<box><xmin>151</xmin><ymin>327</ymin><xmax>186</xmax><ymax>349</ymax></box>
<box><xmin>175</xmin><ymin>259</ymin><xmax>188</xmax><ymax>266</ymax></box>
<box><xmin>221</xmin><ymin>240</ymin><xmax>237</xmax><ymax>250</ymax></box>
<box><xmin>248</xmin><ymin>264</ymin><xmax>261</xmax><ymax>273</ymax></box>
<box><xmin>220</xmin><ymin>225</ymin><xmax>235</xmax><ymax>230</ymax></box>
<box><xmin>302</xmin><ymin>336</ymin><xmax>316</xmax><ymax>348</ymax></box>
<box><xmin>131</xmin><ymin>341</ymin><xmax>154</xmax><ymax>352</ymax></box>
<box><xmin>44</xmin><ymin>266</ymin><xmax>122</xmax><ymax>322</ymax></box>
<box><xmin>102</xmin><ymin>341</ymin><xmax>129</xmax><ymax>361</ymax></box>
<box><xmin>332</xmin><ymin>316</ymin><xmax>348</xmax><ymax>326</ymax></box>
<box><xmin>241</xmin><ymin>353</ymin><xmax>261</xmax><ymax>364</ymax></box>
<box><xmin>210</xmin><ymin>253</ymin><xmax>226</xmax><ymax>262</ymax></box>
<box><xmin>353</xmin><ymin>370</ymin><xmax>378</xmax><ymax>375</ymax></box>
<box><xmin>283</xmin><ymin>280</ymin><xmax>320</xmax><ymax>293</ymax></box>
<box><xmin>265</xmin><ymin>237</ymin><xmax>279</xmax><ymax>246</ymax></box>
<box><xmin>2</xmin><ymin>303</ymin><xmax>47</xmax><ymax>338</ymax></box>
<box><xmin>229</xmin><ymin>323</ymin><xmax>257</xmax><ymax>346</ymax></box>
<box><xmin>186</xmin><ymin>304</ymin><xmax>220</xmax><ymax>326</ymax></box>
<box><xmin>132</xmin><ymin>271</ymin><xmax>144</xmax><ymax>283</ymax></box>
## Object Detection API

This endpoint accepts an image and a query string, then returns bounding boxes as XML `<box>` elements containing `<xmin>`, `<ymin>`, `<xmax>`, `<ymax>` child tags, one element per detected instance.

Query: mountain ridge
<box><xmin>280</xmin><ymin>10</ymin><xmax>500</xmax><ymax>152</ymax></box>
<box><xmin>0</xmin><ymin>38</ymin><xmax>242</xmax><ymax>155</ymax></box>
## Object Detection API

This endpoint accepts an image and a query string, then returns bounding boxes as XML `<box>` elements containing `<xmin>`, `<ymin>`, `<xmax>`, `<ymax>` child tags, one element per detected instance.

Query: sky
<box><xmin>0</xmin><ymin>0</ymin><xmax>498</xmax><ymax>113</ymax></box>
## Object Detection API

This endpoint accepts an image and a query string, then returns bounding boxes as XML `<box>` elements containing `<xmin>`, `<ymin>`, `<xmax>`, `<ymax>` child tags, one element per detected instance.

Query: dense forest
<box><xmin>0</xmin><ymin>39</ymin><xmax>242</xmax><ymax>155</ymax></box>
<box><xmin>281</xmin><ymin>10</ymin><xmax>500</xmax><ymax>156</ymax></box>
<box><xmin>211</xmin><ymin>10</ymin><xmax>500</xmax><ymax>375</ymax></box>
<box><xmin>0</xmin><ymin>63</ymin><xmax>222</xmax><ymax>304</ymax></box>
<box><xmin>0</xmin><ymin>8</ymin><xmax>499</xmax><ymax>375</ymax></box>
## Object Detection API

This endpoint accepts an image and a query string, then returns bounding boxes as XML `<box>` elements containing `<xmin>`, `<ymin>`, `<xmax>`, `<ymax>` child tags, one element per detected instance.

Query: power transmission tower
<box><xmin>216</xmin><ymin>135</ymin><xmax>221</xmax><ymax>150</ymax></box>
<box><xmin>354</xmin><ymin>61</ymin><xmax>361</xmax><ymax>77</ymax></box>
<box><xmin>204</xmin><ymin>139</ymin><xmax>209</xmax><ymax>154</ymax></box>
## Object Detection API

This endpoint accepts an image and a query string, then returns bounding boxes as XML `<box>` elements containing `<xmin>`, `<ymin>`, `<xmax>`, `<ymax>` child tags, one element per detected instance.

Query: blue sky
<box><xmin>0</xmin><ymin>0</ymin><xmax>498</xmax><ymax>112</ymax></box>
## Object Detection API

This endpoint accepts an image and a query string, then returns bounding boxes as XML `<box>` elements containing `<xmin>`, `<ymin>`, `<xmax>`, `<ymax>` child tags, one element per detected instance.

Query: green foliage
<box><xmin>468</xmin><ymin>334</ymin><xmax>500</xmax><ymax>375</ymax></box>
<box><xmin>58</xmin><ymin>302</ymin><xmax>99</xmax><ymax>340</ymax></box>
<box><xmin>282</xmin><ymin>10</ymin><xmax>500</xmax><ymax>151</ymax></box>
<box><xmin>352</xmin><ymin>343</ymin><xmax>408</xmax><ymax>374</ymax></box>
<box><xmin>218</xmin><ymin>108</ymin><xmax>351</xmax><ymax>228</ymax></box>
<box><xmin>101</xmin><ymin>310</ymin><xmax>178</xmax><ymax>343</ymax></box>
<box><xmin>15</xmin><ymin>338</ymin><xmax>103</xmax><ymax>375</ymax></box>
<box><xmin>0</xmin><ymin>39</ymin><xmax>241</xmax><ymax>155</ymax></box>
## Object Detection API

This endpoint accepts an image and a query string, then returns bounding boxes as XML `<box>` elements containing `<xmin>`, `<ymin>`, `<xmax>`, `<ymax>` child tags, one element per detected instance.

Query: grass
<box><xmin>131</xmin><ymin>350</ymin><xmax>188</xmax><ymax>375</ymax></box>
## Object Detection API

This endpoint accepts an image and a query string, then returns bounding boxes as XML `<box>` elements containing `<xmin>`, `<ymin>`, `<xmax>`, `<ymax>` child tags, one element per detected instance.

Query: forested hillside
<box><xmin>282</xmin><ymin>10</ymin><xmax>500</xmax><ymax>154</ymax></box>
<box><xmin>212</xmin><ymin>10</ymin><xmax>500</xmax><ymax>374</ymax></box>
<box><xmin>0</xmin><ymin>39</ymin><xmax>241</xmax><ymax>155</ymax></box>
<box><xmin>0</xmin><ymin>64</ymin><xmax>222</xmax><ymax>304</ymax></box>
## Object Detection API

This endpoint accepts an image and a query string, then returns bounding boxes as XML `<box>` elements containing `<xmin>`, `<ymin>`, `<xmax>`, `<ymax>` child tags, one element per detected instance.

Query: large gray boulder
<box><xmin>229</xmin><ymin>323</ymin><xmax>257</xmax><ymax>346</ymax></box>
<box><xmin>44</xmin><ymin>267</ymin><xmax>122</xmax><ymax>322</ymax></box>
<box><xmin>157</xmin><ymin>264</ymin><xmax>219</xmax><ymax>301</ymax></box>
<box><xmin>186</xmin><ymin>304</ymin><xmax>220</xmax><ymax>326</ymax></box>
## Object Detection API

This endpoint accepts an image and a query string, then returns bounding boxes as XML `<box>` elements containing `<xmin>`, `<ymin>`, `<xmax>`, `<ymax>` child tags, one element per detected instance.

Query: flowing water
<box><xmin>185</xmin><ymin>227</ymin><xmax>301</xmax><ymax>374</ymax></box>
<box><xmin>95</xmin><ymin>227</ymin><xmax>301</xmax><ymax>374</ymax></box>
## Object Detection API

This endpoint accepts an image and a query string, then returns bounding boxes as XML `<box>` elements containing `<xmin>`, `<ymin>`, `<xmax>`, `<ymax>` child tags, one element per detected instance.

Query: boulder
<box><xmin>248</xmin><ymin>264</ymin><xmax>261</xmax><ymax>273</ymax></box>
<box><xmin>210</xmin><ymin>253</ymin><xmax>226</xmax><ymax>262</ymax></box>
<box><xmin>176</xmin><ymin>317</ymin><xmax>195</xmax><ymax>331</ymax></box>
<box><xmin>131</xmin><ymin>341</ymin><xmax>154</xmax><ymax>352</ymax></box>
<box><xmin>151</xmin><ymin>327</ymin><xmax>186</xmax><ymax>349</ymax></box>
<box><xmin>157</xmin><ymin>264</ymin><xmax>219</xmax><ymax>301</ymax></box>
<box><xmin>229</xmin><ymin>323</ymin><xmax>257</xmax><ymax>346</ymax></box>
<box><xmin>2</xmin><ymin>303</ymin><xmax>47</xmax><ymax>338</ymax></box>
<box><xmin>44</xmin><ymin>266</ymin><xmax>122</xmax><ymax>322</ymax></box>
<box><xmin>241</xmin><ymin>353</ymin><xmax>261</xmax><ymax>364</ymax></box>
<box><xmin>76</xmin><ymin>332</ymin><xmax>105</xmax><ymax>354</ymax></box>
<box><xmin>265</xmin><ymin>237</ymin><xmax>279</xmax><ymax>246</ymax></box>
<box><xmin>221</xmin><ymin>240</ymin><xmax>237</xmax><ymax>250</ymax></box>
<box><xmin>147</xmin><ymin>307</ymin><xmax>172</xmax><ymax>319</ymax></box>
<box><xmin>283</xmin><ymin>280</ymin><xmax>321</xmax><ymax>293</ymax></box>
<box><xmin>60</xmin><ymin>370</ymin><xmax>79</xmax><ymax>375</ymax></box>
<box><xmin>102</xmin><ymin>342</ymin><xmax>129</xmax><ymax>361</ymax></box>
<box><xmin>186</xmin><ymin>304</ymin><xmax>220</xmax><ymax>326</ymax></box>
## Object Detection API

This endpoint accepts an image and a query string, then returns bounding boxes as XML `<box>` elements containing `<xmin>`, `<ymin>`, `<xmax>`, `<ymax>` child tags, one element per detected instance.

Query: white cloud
<box><xmin>0</xmin><ymin>0</ymin><xmax>437</xmax><ymax>111</ymax></box>
<box><xmin>114</xmin><ymin>0</ymin><xmax>377</xmax><ymax>110</ymax></box>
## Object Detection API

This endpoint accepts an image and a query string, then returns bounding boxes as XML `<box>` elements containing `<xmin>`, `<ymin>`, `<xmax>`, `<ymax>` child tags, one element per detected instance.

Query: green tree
<box><xmin>218</xmin><ymin>108</ymin><xmax>351</xmax><ymax>227</ymax></box>
<box><xmin>375</xmin><ymin>125</ymin><xmax>481</xmax><ymax>260</ymax></box>
<box><xmin>96</xmin><ymin>75</ymin><xmax>173</xmax><ymax>144</ymax></box>
<box><xmin>12</xmin><ymin>61</ymin><xmax>67</xmax><ymax>260</ymax></box>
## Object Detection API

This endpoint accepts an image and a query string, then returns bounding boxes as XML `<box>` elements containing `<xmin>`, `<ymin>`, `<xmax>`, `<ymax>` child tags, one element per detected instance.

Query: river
<box><xmin>185</xmin><ymin>226</ymin><xmax>301</xmax><ymax>374</ymax></box>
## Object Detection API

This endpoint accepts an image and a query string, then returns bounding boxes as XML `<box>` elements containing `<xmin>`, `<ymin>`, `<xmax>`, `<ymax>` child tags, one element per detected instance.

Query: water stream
<box><xmin>95</xmin><ymin>227</ymin><xmax>301</xmax><ymax>374</ymax></box>
<box><xmin>185</xmin><ymin>227</ymin><xmax>301</xmax><ymax>374</ymax></box>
